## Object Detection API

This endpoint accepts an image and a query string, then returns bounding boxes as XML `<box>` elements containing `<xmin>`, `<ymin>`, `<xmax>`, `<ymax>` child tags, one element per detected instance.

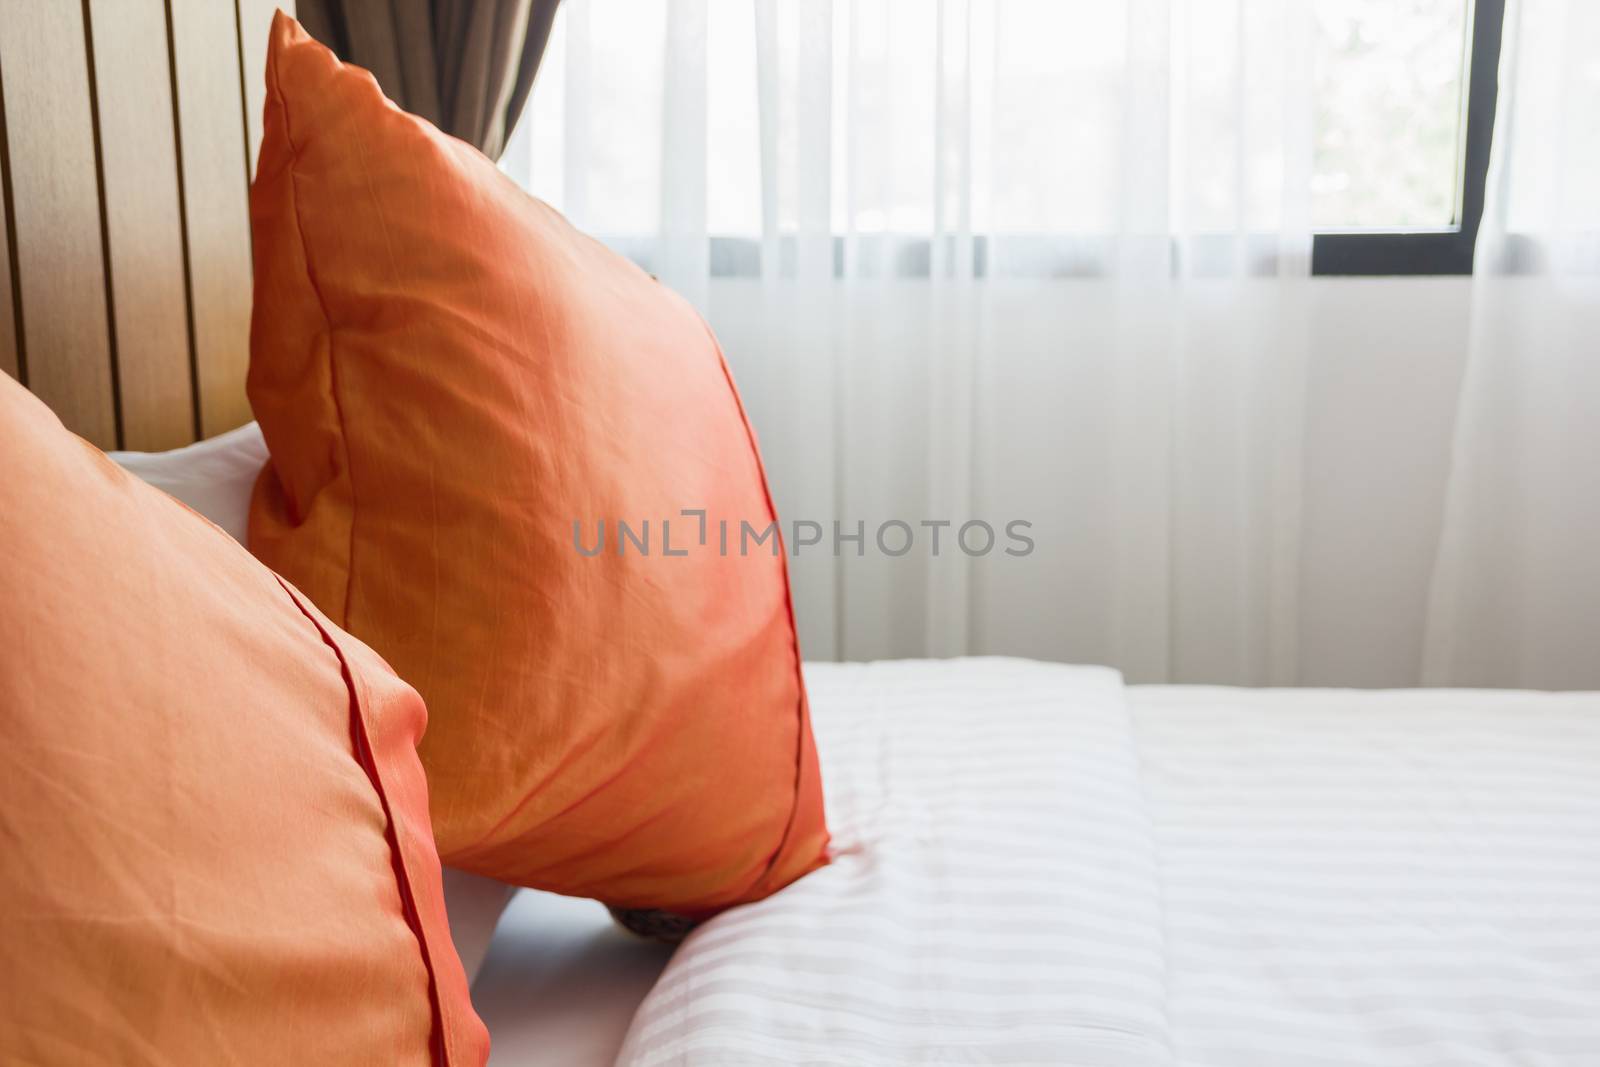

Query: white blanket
<box><xmin>617</xmin><ymin>660</ymin><xmax>1600</xmax><ymax>1066</ymax></box>
<box><xmin>620</xmin><ymin>659</ymin><xmax>1171</xmax><ymax>1066</ymax></box>
<box><xmin>1135</xmin><ymin>685</ymin><xmax>1600</xmax><ymax>1067</ymax></box>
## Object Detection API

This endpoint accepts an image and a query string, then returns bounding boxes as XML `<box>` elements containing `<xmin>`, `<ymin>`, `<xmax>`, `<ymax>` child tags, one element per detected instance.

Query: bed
<box><xmin>7</xmin><ymin>6</ymin><xmax>1599</xmax><ymax>1065</ymax></box>
<box><xmin>473</xmin><ymin>660</ymin><xmax>1600</xmax><ymax>1066</ymax></box>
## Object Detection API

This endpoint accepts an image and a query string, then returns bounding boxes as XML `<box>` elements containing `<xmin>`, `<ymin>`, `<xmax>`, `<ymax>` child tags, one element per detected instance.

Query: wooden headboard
<box><xmin>0</xmin><ymin>0</ymin><xmax>288</xmax><ymax>451</ymax></box>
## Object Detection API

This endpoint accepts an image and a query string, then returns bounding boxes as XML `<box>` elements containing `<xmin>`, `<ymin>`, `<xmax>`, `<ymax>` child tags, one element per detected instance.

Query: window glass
<box><xmin>1312</xmin><ymin>0</ymin><xmax>1471</xmax><ymax>230</ymax></box>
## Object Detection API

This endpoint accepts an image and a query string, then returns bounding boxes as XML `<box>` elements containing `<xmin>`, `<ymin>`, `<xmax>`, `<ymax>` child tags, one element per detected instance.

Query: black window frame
<box><xmin>1311</xmin><ymin>0</ymin><xmax>1505</xmax><ymax>276</ymax></box>
<box><xmin>587</xmin><ymin>3</ymin><xmax>1510</xmax><ymax>282</ymax></box>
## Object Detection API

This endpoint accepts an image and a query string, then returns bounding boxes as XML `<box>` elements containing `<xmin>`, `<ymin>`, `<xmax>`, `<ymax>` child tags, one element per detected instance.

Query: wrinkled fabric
<box><xmin>247</xmin><ymin>15</ymin><xmax>828</xmax><ymax>918</ymax></box>
<box><xmin>0</xmin><ymin>374</ymin><xmax>486</xmax><ymax>1066</ymax></box>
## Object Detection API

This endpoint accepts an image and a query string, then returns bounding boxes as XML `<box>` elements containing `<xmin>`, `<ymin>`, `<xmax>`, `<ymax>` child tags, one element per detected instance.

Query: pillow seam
<box><xmin>269</xmin><ymin>46</ymin><xmax>360</xmax><ymax>633</ymax></box>
<box><xmin>274</xmin><ymin>575</ymin><xmax>460</xmax><ymax>1067</ymax></box>
<box><xmin>692</xmin><ymin>309</ymin><xmax>820</xmax><ymax>899</ymax></box>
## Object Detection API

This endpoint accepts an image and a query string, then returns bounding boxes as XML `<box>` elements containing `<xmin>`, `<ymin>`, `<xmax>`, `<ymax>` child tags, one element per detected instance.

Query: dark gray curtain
<box><xmin>298</xmin><ymin>0</ymin><xmax>561</xmax><ymax>160</ymax></box>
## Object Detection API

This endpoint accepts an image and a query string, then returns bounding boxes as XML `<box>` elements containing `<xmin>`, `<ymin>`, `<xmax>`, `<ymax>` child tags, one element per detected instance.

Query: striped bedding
<box><xmin>616</xmin><ymin>659</ymin><xmax>1600</xmax><ymax>1066</ymax></box>
<box><xmin>1135</xmin><ymin>685</ymin><xmax>1600</xmax><ymax>1067</ymax></box>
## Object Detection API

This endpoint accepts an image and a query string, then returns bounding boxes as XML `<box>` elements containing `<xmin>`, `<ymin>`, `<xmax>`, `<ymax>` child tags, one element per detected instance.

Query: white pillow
<box><xmin>109</xmin><ymin>422</ymin><xmax>268</xmax><ymax>543</ymax></box>
<box><xmin>111</xmin><ymin>424</ymin><xmax>515</xmax><ymax>985</ymax></box>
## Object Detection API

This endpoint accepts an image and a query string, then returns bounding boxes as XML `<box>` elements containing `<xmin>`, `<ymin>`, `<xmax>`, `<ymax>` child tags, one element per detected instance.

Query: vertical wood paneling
<box><xmin>170</xmin><ymin>0</ymin><xmax>253</xmax><ymax>437</ymax></box>
<box><xmin>0</xmin><ymin>0</ymin><xmax>272</xmax><ymax>444</ymax></box>
<box><xmin>88</xmin><ymin>0</ymin><xmax>194</xmax><ymax>450</ymax></box>
<box><xmin>0</xmin><ymin>1</ymin><xmax>117</xmax><ymax>447</ymax></box>
<box><xmin>236</xmin><ymin>0</ymin><xmax>286</xmax><ymax>180</ymax></box>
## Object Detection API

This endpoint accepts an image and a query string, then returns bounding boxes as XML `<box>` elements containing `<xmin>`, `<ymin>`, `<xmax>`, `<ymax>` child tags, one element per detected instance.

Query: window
<box><xmin>508</xmin><ymin>0</ymin><xmax>1505</xmax><ymax>278</ymax></box>
<box><xmin>1311</xmin><ymin>0</ymin><xmax>1505</xmax><ymax>274</ymax></box>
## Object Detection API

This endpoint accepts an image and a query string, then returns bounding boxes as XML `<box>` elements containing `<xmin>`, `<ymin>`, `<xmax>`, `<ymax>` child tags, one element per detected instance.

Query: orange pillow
<box><xmin>0</xmin><ymin>375</ymin><xmax>486</xmax><ymax>1065</ymax></box>
<box><xmin>247</xmin><ymin>14</ymin><xmax>827</xmax><ymax>919</ymax></box>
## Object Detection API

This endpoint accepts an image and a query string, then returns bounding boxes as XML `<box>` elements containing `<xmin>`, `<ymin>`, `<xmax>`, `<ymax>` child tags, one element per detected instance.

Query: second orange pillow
<box><xmin>248</xmin><ymin>15</ymin><xmax>827</xmax><ymax>919</ymax></box>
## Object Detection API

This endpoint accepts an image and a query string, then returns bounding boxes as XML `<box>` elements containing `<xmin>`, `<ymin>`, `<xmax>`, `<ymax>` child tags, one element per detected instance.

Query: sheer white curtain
<box><xmin>503</xmin><ymin>0</ymin><xmax>1595</xmax><ymax>687</ymax></box>
<box><xmin>1422</xmin><ymin>0</ymin><xmax>1600</xmax><ymax>689</ymax></box>
<box><xmin>505</xmin><ymin>0</ymin><xmax>1315</xmax><ymax>683</ymax></box>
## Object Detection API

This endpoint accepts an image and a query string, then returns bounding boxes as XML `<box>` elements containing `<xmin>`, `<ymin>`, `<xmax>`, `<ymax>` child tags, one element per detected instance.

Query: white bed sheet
<box><xmin>478</xmin><ymin>660</ymin><xmax>1600</xmax><ymax>1066</ymax></box>
<box><xmin>620</xmin><ymin>659</ymin><xmax>1172</xmax><ymax>1067</ymax></box>
<box><xmin>1134</xmin><ymin>685</ymin><xmax>1600</xmax><ymax>1067</ymax></box>
<box><xmin>613</xmin><ymin>661</ymin><xmax>1600</xmax><ymax>1066</ymax></box>
<box><xmin>475</xmin><ymin>890</ymin><xmax>674</xmax><ymax>1067</ymax></box>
